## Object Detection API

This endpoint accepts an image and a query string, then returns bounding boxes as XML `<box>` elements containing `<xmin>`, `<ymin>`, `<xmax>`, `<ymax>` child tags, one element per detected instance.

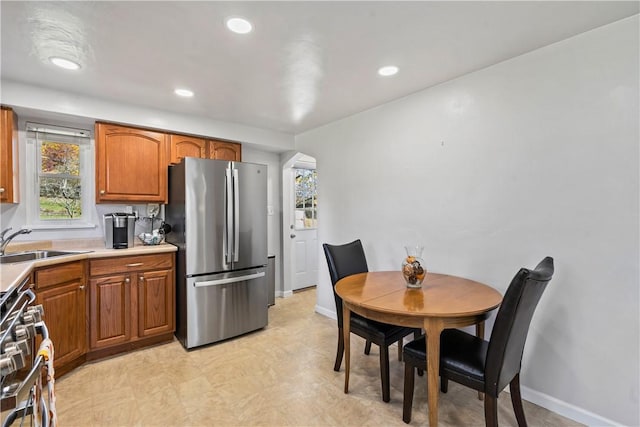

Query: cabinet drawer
<box><xmin>90</xmin><ymin>253</ymin><xmax>173</xmax><ymax>276</ymax></box>
<box><xmin>35</xmin><ymin>261</ymin><xmax>85</xmax><ymax>289</ymax></box>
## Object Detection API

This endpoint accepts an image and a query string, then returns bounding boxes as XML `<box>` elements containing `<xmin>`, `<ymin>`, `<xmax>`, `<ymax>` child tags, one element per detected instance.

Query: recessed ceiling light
<box><xmin>378</xmin><ymin>66</ymin><xmax>399</xmax><ymax>77</ymax></box>
<box><xmin>226</xmin><ymin>17</ymin><xmax>252</xmax><ymax>34</ymax></box>
<box><xmin>174</xmin><ymin>88</ymin><xmax>194</xmax><ymax>97</ymax></box>
<box><xmin>50</xmin><ymin>57</ymin><xmax>80</xmax><ymax>70</ymax></box>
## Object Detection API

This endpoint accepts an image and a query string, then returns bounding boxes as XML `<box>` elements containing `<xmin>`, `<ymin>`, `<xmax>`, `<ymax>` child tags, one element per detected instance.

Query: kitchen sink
<box><xmin>0</xmin><ymin>250</ymin><xmax>90</xmax><ymax>264</ymax></box>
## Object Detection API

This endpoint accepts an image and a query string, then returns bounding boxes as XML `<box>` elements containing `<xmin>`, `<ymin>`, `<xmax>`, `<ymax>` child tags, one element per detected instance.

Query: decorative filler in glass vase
<box><xmin>136</xmin><ymin>216</ymin><xmax>168</xmax><ymax>245</ymax></box>
<box><xmin>402</xmin><ymin>245</ymin><xmax>426</xmax><ymax>288</ymax></box>
<box><xmin>138</xmin><ymin>230</ymin><xmax>164</xmax><ymax>245</ymax></box>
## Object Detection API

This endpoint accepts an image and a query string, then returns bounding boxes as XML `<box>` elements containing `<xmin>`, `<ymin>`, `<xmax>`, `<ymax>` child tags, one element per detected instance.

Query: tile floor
<box><xmin>54</xmin><ymin>288</ymin><xmax>581</xmax><ymax>426</ymax></box>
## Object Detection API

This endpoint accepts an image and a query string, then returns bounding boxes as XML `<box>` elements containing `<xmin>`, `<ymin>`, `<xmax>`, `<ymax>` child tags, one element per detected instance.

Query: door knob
<box><xmin>290</xmin><ymin>234</ymin><xmax>296</xmax><ymax>238</ymax></box>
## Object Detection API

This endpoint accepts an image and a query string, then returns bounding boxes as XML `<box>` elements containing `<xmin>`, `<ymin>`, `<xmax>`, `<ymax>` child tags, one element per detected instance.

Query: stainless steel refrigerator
<box><xmin>166</xmin><ymin>157</ymin><xmax>268</xmax><ymax>349</ymax></box>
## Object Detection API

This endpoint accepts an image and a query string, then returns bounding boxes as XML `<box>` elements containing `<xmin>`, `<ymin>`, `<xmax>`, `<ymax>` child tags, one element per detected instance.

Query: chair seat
<box><xmin>351</xmin><ymin>313</ymin><xmax>415</xmax><ymax>344</ymax></box>
<box><xmin>403</xmin><ymin>329</ymin><xmax>489</xmax><ymax>390</ymax></box>
<box><xmin>441</xmin><ymin>329</ymin><xmax>488</xmax><ymax>390</ymax></box>
<box><xmin>324</xmin><ymin>239</ymin><xmax>421</xmax><ymax>403</ymax></box>
<box><xmin>402</xmin><ymin>257</ymin><xmax>554</xmax><ymax>426</ymax></box>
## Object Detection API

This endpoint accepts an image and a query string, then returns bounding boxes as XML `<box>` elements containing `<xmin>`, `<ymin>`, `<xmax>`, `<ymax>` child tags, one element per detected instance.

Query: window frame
<box><xmin>25</xmin><ymin>122</ymin><xmax>96</xmax><ymax>230</ymax></box>
<box><xmin>293</xmin><ymin>167</ymin><xmax>317</xmax><ymax>230</ymax></box>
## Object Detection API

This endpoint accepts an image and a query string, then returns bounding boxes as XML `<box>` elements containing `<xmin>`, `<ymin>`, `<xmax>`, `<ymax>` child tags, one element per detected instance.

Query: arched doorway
<box><xmin>282</xmin><ymin>152</ymin><xmax>318</xmax><ymax>295</ymax></box>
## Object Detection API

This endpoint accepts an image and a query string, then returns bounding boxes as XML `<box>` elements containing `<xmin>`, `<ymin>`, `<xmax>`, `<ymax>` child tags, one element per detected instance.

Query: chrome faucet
<box><xmin>0</xmin><ymin>227</ymin><xmax>33</xmax><ymax>255</ymax></box>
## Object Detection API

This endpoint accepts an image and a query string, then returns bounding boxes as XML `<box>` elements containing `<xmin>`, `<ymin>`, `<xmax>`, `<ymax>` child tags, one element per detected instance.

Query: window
<box><xmin>294</xmin><ymin>168</ymin><xmax>317</xmax><ymax>229</ymax></box>
<box><xmin>26</xmin><ymin>123</ymin><xmax>94</xmax><ymax>228</ymax></box>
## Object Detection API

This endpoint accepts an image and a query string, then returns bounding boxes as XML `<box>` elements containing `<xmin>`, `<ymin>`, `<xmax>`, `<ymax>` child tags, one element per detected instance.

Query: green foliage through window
<box><xmin>294</xmin><ymin>168</ymin><xmax>317</xmax><ymax>229</ymax></box>
<box><xmin>39</xmin><ymin>141</ymin><xmax>82</xmax><ymax>219</ymax></box>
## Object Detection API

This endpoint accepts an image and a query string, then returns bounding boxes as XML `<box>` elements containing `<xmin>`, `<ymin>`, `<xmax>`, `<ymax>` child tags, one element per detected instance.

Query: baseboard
<box><xmin>315</xmin><ymin>304</ymin><xmax>337</xmax><ymax>320</ymax></box>
<box><xmin>310</xmin><ymin>305</ymin><xmax>622</xmax><ymax>426</ymax></box>
<box><xmin>519</xmin><ymin>384</ymin><xmax>623</xmax><ymax>427</ymax></box>
<box><xmin>86</xmin><ymin>333</ymin><xmax>174</xmax><ymax>362</ymax></box>
<box><xmin>276</xmin><ymin>290</ymin><xmax>293</xmax><ymax>298</ymax></box>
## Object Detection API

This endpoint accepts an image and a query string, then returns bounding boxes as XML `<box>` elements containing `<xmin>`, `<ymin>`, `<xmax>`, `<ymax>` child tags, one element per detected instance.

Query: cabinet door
<box><xmin>95</xmin><ymin>123</ymin><xmax>168</xmax><ymax>203</ymax></box>
<box><xmin>0</xmin><ymin>107</ymin><xmax>18</xmax><ymax>203</ymax></box>
<box><xmin>37</xmin><ymin>280</ymin><xmax>86</xmax><ymax>370</ymax></box>
<box><xmin>137</xmin><ymin>268</ymin><xmax>175</xmax><ymax>337</ymax></box>
<box><xmin>89</xmin><ymin>274</ymin><xmax>132</xmax><ymax>349</ymax></box>
<box><xmin>209</xmin><ymin>140</ymin><xmax>242</xmax><ymax>162</ymax></box>
<box><xmin>169</xmin><ymin>134</ymin><xmax>207</xmax><ymax>164</ymax></box>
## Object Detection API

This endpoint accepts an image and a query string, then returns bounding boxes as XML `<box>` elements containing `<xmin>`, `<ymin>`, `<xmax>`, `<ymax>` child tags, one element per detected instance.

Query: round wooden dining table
<box><xmin>335</xmin><ymin>271</ymin><xmax>502</xmax><ymax>427</ymax></box>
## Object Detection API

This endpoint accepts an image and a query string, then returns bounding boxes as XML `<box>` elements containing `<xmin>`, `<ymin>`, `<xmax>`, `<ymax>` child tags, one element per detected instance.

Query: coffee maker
<box><xmin>104</xmin><ymin>213</ymin><xmax>136</xmax><ymax>249</ymax></box>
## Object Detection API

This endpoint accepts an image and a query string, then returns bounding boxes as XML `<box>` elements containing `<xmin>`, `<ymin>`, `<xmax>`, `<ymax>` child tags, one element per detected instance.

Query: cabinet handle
<box><xmin>79</xmin><ymin>284</ymin><xmax>85</xmax><ymax>290</ymax></box>
<box><xmin>126</xmin><ymin>263</ymin><xmax>143</xmax><ymax>267</ymax></box>
<box><xmin>0</xmin><ymin>188</ymin><xmax>5</xmax><ymax>193</ymax></box>
<box><xmin>99</xmin><ymin>190</ymin><xmax>105</xmax><ymax>195</ymax></box>
<box><xmin>125</xmin><ymin>278</ymin><xmax>130</xmax><ymax>283</ymax></box>
<box><xmin>139</xmin><ymin>276</ymin><xmax>144</xmax><ymax>282</ymax></box>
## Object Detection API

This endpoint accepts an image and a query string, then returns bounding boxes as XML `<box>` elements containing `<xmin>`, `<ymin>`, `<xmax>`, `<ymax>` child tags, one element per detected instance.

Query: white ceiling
<box><xmin>1</xmin><ymin>1</ymin><xmax>638</xmax><ymax>135</ymax></box>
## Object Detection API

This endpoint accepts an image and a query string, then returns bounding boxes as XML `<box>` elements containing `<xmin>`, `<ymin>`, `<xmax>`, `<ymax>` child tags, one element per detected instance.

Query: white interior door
<box><xmin>291</xmin><ymin>166</ymin><xmax>318</xmax><ymax>290</ymax></box>
<box><xmin>292</xmin><ymin>228</ymin><xmax>317</xmax><ymax>290</ymax></box>
<box><xmin>282</xmin><ymin>154</ymin><xmax>318</xmax><ymax>293</ymax></box>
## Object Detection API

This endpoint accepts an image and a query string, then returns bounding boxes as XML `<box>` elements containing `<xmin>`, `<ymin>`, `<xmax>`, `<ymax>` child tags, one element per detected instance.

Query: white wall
<box><xmin>1</xmin><ymin>81</ymin><xmax>295</xmax><ymax>152</ymax></box>
<box><xmin>241</xmin><ymin>147</ymin><xmax>283</xmax><ymax>296</ymax></box>
<box><xmin>297</xmin><ymin>16</ymin><xmax>639</xmax><ymax>426</ymax></box>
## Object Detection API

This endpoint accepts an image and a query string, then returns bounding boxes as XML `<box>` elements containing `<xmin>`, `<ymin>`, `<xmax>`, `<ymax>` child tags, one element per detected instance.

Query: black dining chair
<box><xmin>402</xmin><ymin>256</ymin><xmax>554</xmax><ymax>426</ymax></box>
<box><xmin>323</xmin><ymin>239</ymin><xmax>421</xmax><ymax>403</ymax></box>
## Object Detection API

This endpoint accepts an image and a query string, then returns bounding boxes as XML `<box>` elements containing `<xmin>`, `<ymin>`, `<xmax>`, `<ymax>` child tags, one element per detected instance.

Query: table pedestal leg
<box><xmin>424</xmin><ymin>317</ymin><xmax>444</xmax><ymax>427</ymax></box>
<box><xmin>475</xmin><ymin>321</ymin><xmax>485</xmax><ymax>340</ymax></box>
<box><xmin>343</xmin><ymin>307</ymin><xmax>351</xmax><ymax>394</ymax></box>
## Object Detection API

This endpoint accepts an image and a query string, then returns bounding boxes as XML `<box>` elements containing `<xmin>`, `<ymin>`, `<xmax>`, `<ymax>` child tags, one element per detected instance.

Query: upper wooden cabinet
<box><xmin>0</xmin><ymin>107</ymin><xmax>19</xmax><ymax>203</ymax></box>
<box><xmin>209</xmin><ymin>140</ymin><xmax>242</xmax><ymax>162</ymax></box>
<box><xmin>97</xmin><ymin>122</ymin><xmax>242</xmax><ymax>202</ymax></box>
<box><xmin>169</xmin><ymin>134</ymin><xmax>208</xmax><ymax>165</ymax></box>
<box><xmin>96</xmin><ymin>123</ymin><xmax>168</xmax><ymax>203</ymax></box>
<box><xmin>170</xmin><ymin>134</ymin><xmax>242</xmax><ymax>164</ymax></box>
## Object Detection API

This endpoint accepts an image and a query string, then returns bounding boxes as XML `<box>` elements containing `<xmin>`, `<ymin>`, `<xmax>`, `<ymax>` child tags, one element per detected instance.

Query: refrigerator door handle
<box><xmin>193</xmin><ymin>271</ymin><xmax>266</xmax><ymax>287</ymax></box>
<box><xmin>225</xmin><ymin>167</ymin><xmax>233</xmax><ymax>264</ymax></box>
<box><xmin>233</xmin><ymin>167</ymin><xmax>240</xmax><ymax>262</ymax></box>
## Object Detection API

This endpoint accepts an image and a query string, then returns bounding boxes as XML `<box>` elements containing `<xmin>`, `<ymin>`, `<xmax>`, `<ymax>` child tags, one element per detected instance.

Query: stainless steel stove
<box><xmin>1</xmin><ymin>276</ymin><xmax>55</xmax><ymax>427</ymax></box>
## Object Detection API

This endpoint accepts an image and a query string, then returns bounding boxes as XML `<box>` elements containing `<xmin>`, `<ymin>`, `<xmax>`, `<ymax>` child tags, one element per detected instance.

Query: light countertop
<box><xmin>0</xmin><ymin>239</ymin><xmax>177</xmax><ymax>294</ymax></box>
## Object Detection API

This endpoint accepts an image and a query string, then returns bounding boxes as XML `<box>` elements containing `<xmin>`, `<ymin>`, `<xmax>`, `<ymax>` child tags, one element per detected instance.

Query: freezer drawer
<box><xmin>181</xmin><ymin>268</ymin><xmax>268</xmax><ymax>349</ymax></box>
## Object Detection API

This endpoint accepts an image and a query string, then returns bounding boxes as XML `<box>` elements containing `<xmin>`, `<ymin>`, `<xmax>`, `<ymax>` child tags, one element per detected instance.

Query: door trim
<box><xmin>281</xmin><ymin>152</ymin><xmax>317</xmax><ymax>297</ymax></box>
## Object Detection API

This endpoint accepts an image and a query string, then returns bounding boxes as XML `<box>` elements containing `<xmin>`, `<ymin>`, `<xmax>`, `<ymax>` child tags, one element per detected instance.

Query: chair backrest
<box><xmin>322</xmin><ymin>239</ymin><xmax>369</xmax><ymax>328</ymax></box>
<box><xmin>485</xmin><ymin>256</ymin><xmax>554</xmax><ymax>397</ymax></box>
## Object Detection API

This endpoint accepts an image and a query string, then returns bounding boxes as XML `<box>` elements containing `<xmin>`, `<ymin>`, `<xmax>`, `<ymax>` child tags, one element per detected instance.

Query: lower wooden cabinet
<box><xmin>26</xmin><ymin>251</ymin><xmax>175</xmax><ymax>377</ymax></box>
<box><xmin>89</xmin><ymin>253</ymin><xmax>175</xmax><ymax>351</ymax></box>
<box><xmin>137</xmin><ymin>267</ymin><xmax>174</xmax><ymax>338</ymax></box>
<box><xmin>88</xmin><ymin>273</ymin><xmax>131</xmax><ymax>348</ymax></box>
<box><xmin>35</xmin><ymin>261</ymin><xmax>87</xmax><ymax>377</ymax></box>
